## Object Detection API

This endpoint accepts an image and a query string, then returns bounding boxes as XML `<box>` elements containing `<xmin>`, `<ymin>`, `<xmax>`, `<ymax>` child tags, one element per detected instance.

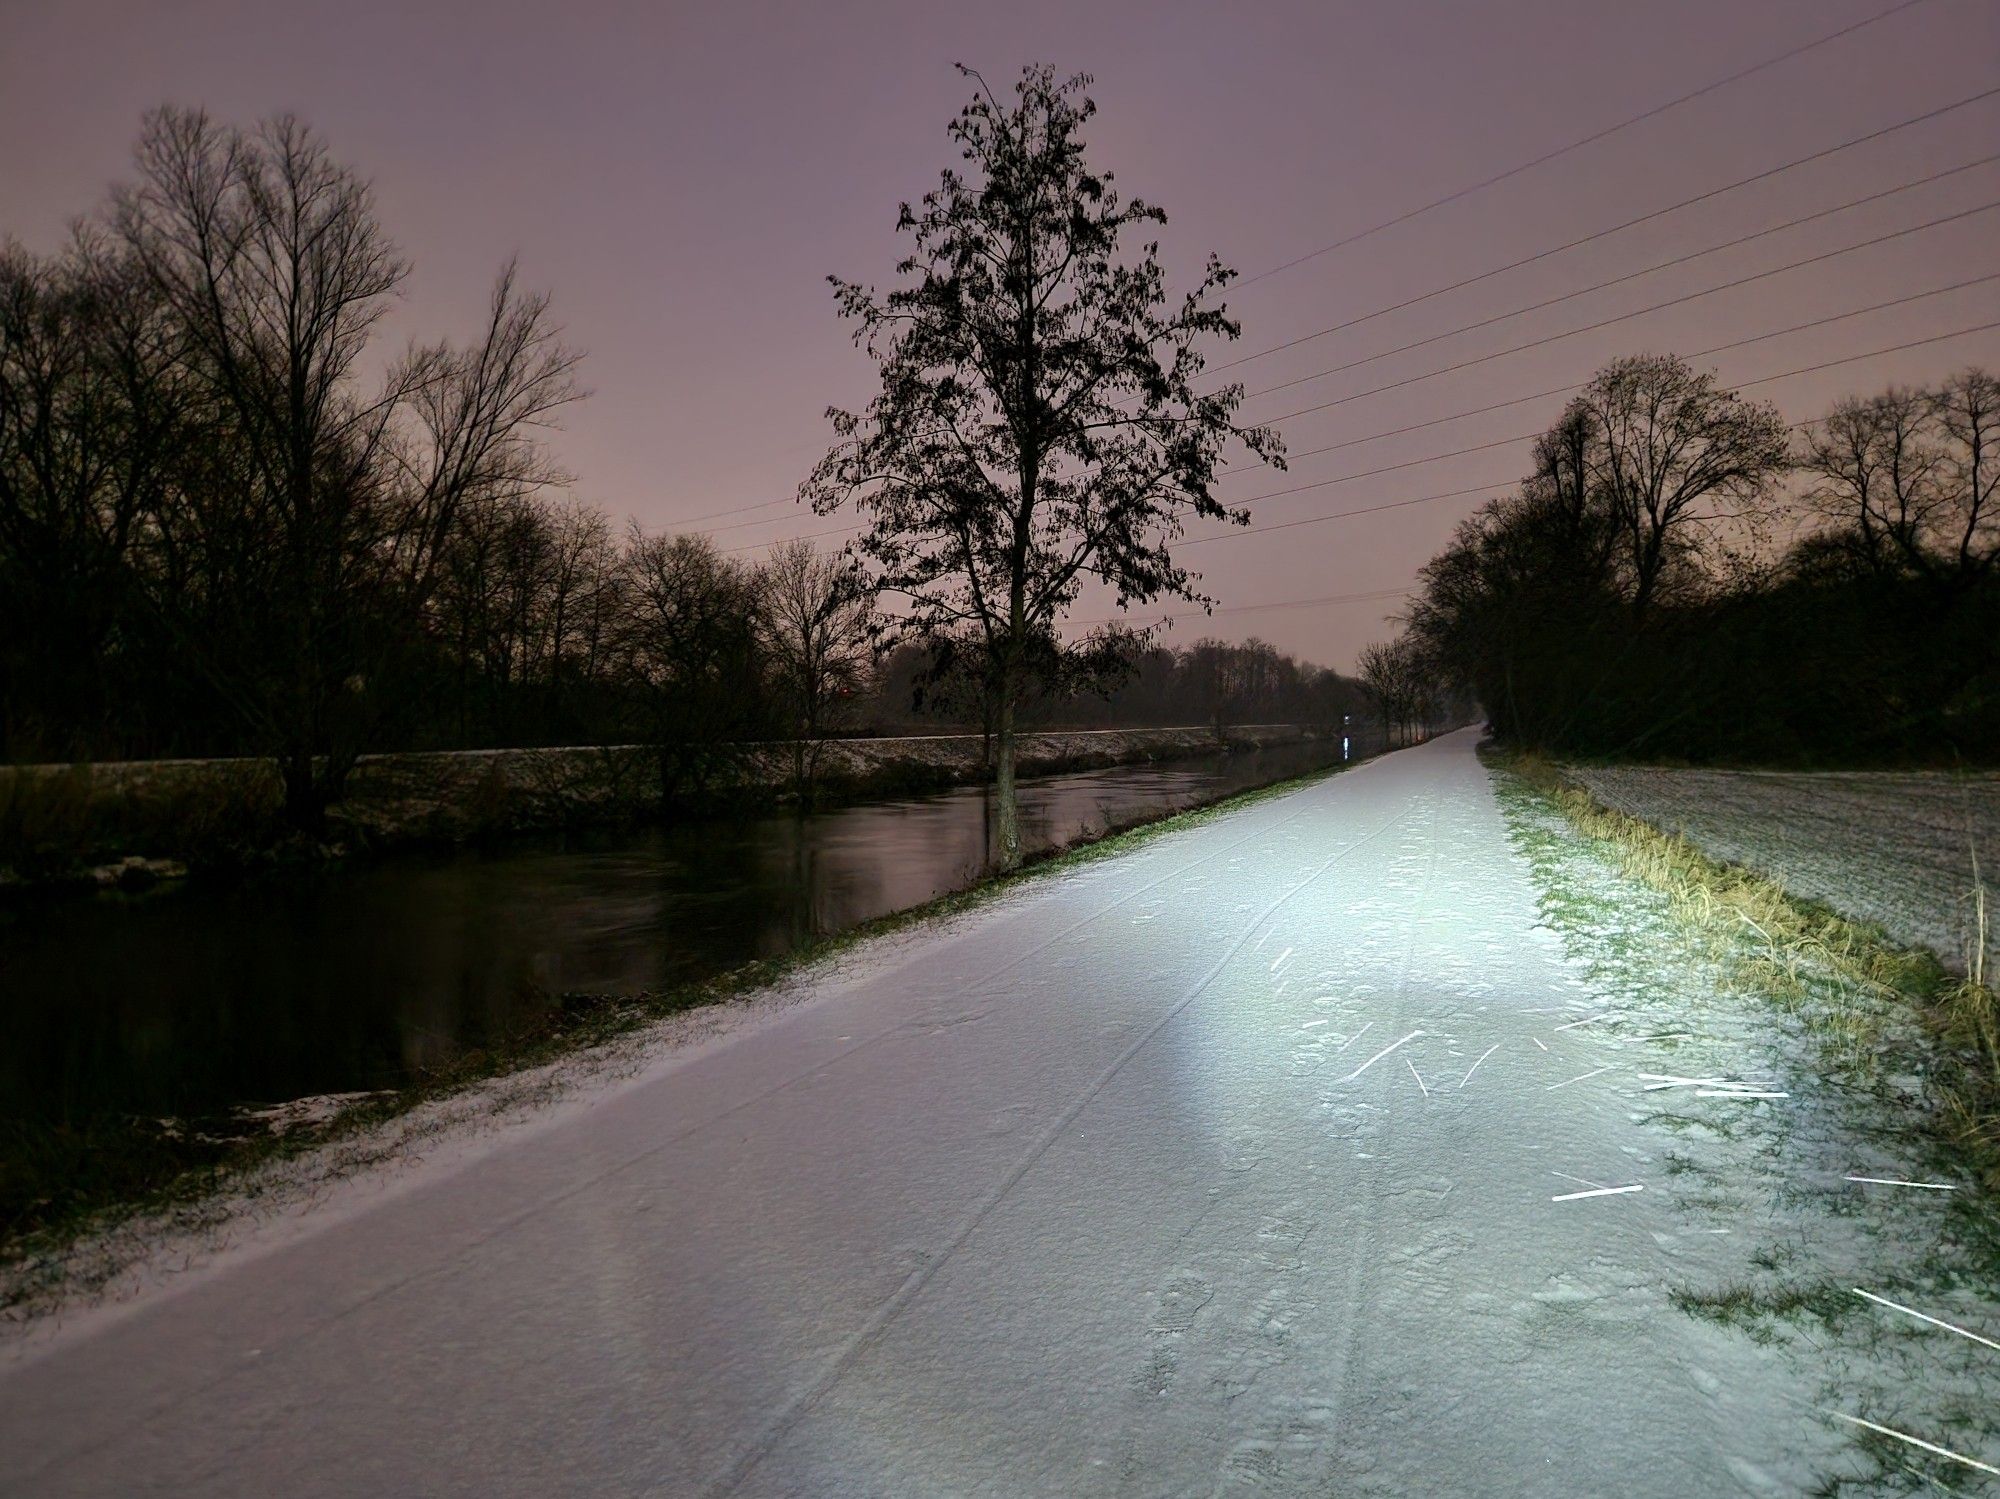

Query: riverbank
<box><xmin>0</xmin><ymin>723</ymin><xmax>1318</xmax><ymax>898</ymax></box>
<box><xmin>1</xmin><ymin>754</ymin><xmax>1353</xmax><ymax>1328</ymax></box>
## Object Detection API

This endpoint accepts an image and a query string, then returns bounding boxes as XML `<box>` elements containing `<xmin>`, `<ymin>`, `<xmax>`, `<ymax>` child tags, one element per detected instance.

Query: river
<box><xmin>2</xmin><ymin>739</ymin><xmax>1346</xmax><ymax>1132</ymax></box>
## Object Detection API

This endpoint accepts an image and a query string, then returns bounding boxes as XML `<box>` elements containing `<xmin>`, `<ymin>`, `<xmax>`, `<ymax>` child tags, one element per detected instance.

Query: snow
<box><xmin>1567</xmin><ymin>763</ymin><xmax>2000</xmax><ymax>980</ymax></box>
<box><xmin>1501</xmin><ymin>762</ymin><xmax>2000</xmax><ymax>1496</ymax></box>
<box><xmin>1</xmin><ymin>730</ymin><xmax>1992</xmax><ymax>1496</ymax></box>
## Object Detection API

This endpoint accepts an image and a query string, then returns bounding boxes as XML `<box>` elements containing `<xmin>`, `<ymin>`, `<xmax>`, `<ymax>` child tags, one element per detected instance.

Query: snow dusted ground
<box><xmin>1499</xmin><ymin>769</ymin><xmax>1999</xmax><ymax>1496</ymax></box>
<box><xmin>1</xmin><ymin>731</ymin><xmax>1992</xmax><ymax>1496</ymax></box>
<box><xmin>1567</xmin><ymin>764</ymin><xmax>2000</xmax><ymax>980</ymax></box>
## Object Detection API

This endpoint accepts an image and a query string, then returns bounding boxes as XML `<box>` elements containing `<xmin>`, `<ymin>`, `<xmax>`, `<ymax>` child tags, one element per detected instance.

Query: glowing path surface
<box><xmin>0</xmin><ymin>730</ymin><xmax>1797</xmax><ymax>1496</ymax></box>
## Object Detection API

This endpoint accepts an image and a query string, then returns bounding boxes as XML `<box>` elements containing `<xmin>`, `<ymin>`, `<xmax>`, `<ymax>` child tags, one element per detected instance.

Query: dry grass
<box><xmin>1507</xmin><ymin>750</ymin><xmax>1999</xmax><ymax>1192</ymax></box>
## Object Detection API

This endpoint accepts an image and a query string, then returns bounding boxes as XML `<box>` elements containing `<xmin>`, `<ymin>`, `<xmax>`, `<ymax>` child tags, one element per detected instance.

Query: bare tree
<box><xmin>618</xmin><ymin>528</ymin><xmax>763</xmax><ymax>800</ymax></box>
<box><xmin>757</xmin><ymin>539</ymin><xmax>873</xmax><ymax>797</ymax></box>
<box><xmin>1802</xmin><ymin>386</ymin><xmax>1941</xmax><ymax>579</ymax></box>
<box><xmin>1357</xmin><ymin>637</ymin><xmax>1433</xmax><ymax>749</ymax></box>
<box><xmin>110</xmin><ymin>108</ymin><xmax>581</xmax><ymax>825</ymax></box>
<box><xmin>540</xmin><ymin>499</ymin><xmax>619</xmax><ymax>735</ymax></box>
<box><xmin>1932</xmin><ymin>367</ymin><xmax>1998</xmax><ymax>581</ymax></box>
<box><xmin>1802</xmin><ymin>369</ymin><xmax>1997</xmax><ymax>587</ymax></box>
<box><xmin>1578</xmin><ymin>354</ymin><xmax>1789</xmax><ymax>620</ymax></box>
<box><xmin>802</xmin><ymin>64</ymin><xmax>1280</xmax><ymax>868</ymax></box>
<box><xmin>0</xmin><ymin>233</ymin><xmax>189</xmax><ymax>756</ymax></box>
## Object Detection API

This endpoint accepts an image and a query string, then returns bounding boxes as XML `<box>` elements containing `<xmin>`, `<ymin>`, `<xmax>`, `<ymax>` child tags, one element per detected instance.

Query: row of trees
<box><xmin>5</xmin><ymin>76</ymin><xmax>1382</xmax><ymax>856</ymax></box>
<box><xmin>0</xmin><ymin>109</ymin><xmax>580</xmax><ymax>824</ymax></box>
<box><xmin>874</xmin><ymin>633</ymin><xmax>1366</xmax><ymax>737</ymax></box>
<box><xmin>0</xmin><ymin>111</ymin><xmax>916</xmax><ymax>811</ymax></box>
<box><xmin>1355</xmin><ymin>636</ymin><xmax>1458</xmax><ymax>749</ymax></box>
<box><xmin>1386</xmin><ymin>353</ymin><xmax>1997</xmax><ymax>762</ymax></box>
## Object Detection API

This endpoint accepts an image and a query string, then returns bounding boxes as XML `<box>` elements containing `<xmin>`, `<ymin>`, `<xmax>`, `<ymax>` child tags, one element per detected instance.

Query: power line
<box><xmin>721</xmin><ymin>519</ymin><xmax>862</xmax><ymax>554</ymax></box>
<box><xmin>680</xmin><ymin>71</ymin><xmax>1995</xmax><ymax>539</ymax></box>
<box><xmin>1068</xmin><ymin>587</ymin><xmax>1414</xmax><ymax>631</ymax></box>
<box><xmin>1223</xmin><ymin>269</ymin><xmax>2000</xmax><ymax>498</ymax></box>
<box><xmin>1253</xmin><ymin>199</ymin><xmax>2000</xmax><ymax>427</ymax></box>
<box><xmin>1232</xmin><ymin>0</ymin><xmax>1934</xmax><ymax>290</ymax></box>
<box><xmin>684</xmin><ymin>83</ymin><xmax>1996</xmax><ymax>543</ymax></box>
<box><xmin>1180</xmin><ymin>481</ymin><xmax>1510</xmax><ymax>549</ymax></box>
<box><xmin>1734</xmin><ymin>316</ymin><xmax>2000</xmax><ymax>393</ymax></box>
<box><xmin>1096</xmin><ymin>316</ymin><xmax>2000</xmax><ymax>627</ymax></box>
<box><xmin>1236</xmin><ymin>156</ymin><xmax>2000</xmax><ymax>403</ymax></box>
<box><xmin>692</xmin><ymin>500</ymin><xmax>819</xmax><ymax>537</ymax></box>
<box><xmin>1182</xmin><ymin>317</ymin><xmax>2000</xmax><ymax>550</ymax></box>
<box><xmin>668</xmin><ymin>493</ymin><xmax>796</xmax><ymax>527</ymax></box>
<box><xmin>1232</xmin><ymin>273</ymin><xmax>2000</xmax><ymax>469</ymax></box>
<box><xmin>716</xmin><ymin>288</ymin><xmax>2000</xmax><ymax>557</ymax></box>
<box><xmin>1212</xmin><ymin>84</ymin><xmax>2000</xmax><ymax>374</ymax></box>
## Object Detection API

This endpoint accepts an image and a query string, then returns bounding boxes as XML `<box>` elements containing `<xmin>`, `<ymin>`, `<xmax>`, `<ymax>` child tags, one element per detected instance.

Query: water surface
<box><xmin>2</xmin><ymin>742</ymin><xmax>1343</xmax><ymax>1128</ymax></box>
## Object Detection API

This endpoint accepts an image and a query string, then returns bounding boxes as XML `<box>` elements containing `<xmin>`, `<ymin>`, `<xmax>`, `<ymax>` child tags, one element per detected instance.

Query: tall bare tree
<box><xmin>110</xmin><ymin>108</ymin><xmax>581</xmax><ymax>824</ymax></box>
<box><xmin>1932</xmin><ymin>367</ymin><xmax>1998</xmax><ymax>580</ymax></box>
<box><xmin>1802</xmin><ymin>369</ymin><xmax>1997</xmax><ymax>586</ymax></box>
<box><xmin>618</xmin><ymin>528</ymin><xmax>763</xmax><ymax>799</ymax></box>
<box><xmin>0</xmin><ymin>233</ymin><xmax>189</xmax><ymax>756</ymax></box>
<box><xmin>757</xmin><ymin>538</ymin><xmax>873</xmax><ymax>796</ymax></box>
<box><xmin>802</xmin><ymin>64</ymin><xmax>1281</xmax><ymax>868</ymax></box>
<box><xmin>1357</xmin><ymin>636</ymin><xmax>1438</xmax><ymax>748</ymax></box>
<box><xmin>1578</xmin><ymin>354</ymin><xmax>1789</xmax><ymax>620</ymax></box>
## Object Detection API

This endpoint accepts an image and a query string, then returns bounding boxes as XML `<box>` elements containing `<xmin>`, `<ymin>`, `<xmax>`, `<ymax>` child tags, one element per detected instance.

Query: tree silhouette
<box><xmin>802</xmin><ymin>64</ymin><xmax>1280</xmax><ymax>868</ymax></box>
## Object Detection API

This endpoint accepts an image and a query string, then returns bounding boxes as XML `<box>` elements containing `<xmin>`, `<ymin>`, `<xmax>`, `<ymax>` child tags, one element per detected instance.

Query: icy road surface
<box><xmin>1</xmin><ymin>730</ymin><xmax>1813</xmax><ymax>1496</ymax></box>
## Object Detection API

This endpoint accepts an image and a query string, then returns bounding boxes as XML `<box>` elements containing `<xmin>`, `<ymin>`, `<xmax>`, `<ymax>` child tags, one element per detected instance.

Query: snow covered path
<box><xmin>1</xmin><ymin>731</ymin><xmax>1798</xmax><ymax>1496</ymax></box>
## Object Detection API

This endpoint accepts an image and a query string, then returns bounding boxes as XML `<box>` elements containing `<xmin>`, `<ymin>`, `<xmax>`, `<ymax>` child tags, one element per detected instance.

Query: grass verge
<box><xmin>1495</xmin><ymin>747</ymin><xmax>1998</xmax><ymax>1194</ymax></box>
<box><xmin>1488</xmin><ymin>744</ymin><xmax>2000</xmax><ymax>1494</ymax></box>
<box><xmin>2</xmin><ymin>755</ymin><xmax>1351</xmax><ymax>1321</ymax></box>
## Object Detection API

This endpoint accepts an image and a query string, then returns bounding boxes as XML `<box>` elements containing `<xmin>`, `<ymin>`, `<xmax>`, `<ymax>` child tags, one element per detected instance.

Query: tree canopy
<box><xmin>802</xmin><ymin>63</ymin><xmax>1281</xmax><ymax>864</ymax></box>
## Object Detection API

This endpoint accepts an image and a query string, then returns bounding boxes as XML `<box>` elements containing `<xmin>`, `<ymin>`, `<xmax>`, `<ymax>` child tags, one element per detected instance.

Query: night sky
<box><xmin>4</xmin><ymin>0</ymin><xmax>1996</xmax><ymax>669</ymax></box>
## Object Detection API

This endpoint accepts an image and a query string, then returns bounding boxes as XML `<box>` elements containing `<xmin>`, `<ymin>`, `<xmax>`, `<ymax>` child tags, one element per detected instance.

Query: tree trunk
<box><xmin>994</xmin><ymin>687</ymin><xmax>1020</xmax><ymax>872</ymax></box>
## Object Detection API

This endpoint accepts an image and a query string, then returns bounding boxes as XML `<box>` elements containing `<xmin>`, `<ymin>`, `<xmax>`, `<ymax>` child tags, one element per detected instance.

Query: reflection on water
<box><xmin>0</xmin><ymin>742</ymin><xmax>1341</xmax><ymax>1127</ymax></box>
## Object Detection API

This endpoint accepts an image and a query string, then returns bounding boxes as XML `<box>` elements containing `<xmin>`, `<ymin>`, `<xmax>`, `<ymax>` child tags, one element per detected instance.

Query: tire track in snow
<box><xmin>702</xmin><ymin>797</ymin><xmax>1418</xmax><ymax>1497</ymax></box>
<box><xmin>1221</xmin><ymin>784</ymin><xmax>1441</xmax><ymax>1493</ymax></box>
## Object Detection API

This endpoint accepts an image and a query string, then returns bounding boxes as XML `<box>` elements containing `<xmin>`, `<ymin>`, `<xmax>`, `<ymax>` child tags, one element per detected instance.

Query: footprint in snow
<box><xmin>1135</xmin><ymin>1273</ymin><xmax>1215</xmax><ymax>1398</ymax></box>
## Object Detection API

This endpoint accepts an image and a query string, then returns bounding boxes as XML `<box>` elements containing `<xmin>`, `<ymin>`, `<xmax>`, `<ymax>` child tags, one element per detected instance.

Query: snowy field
<box><xmin>1567</xmin><ymin>764</ymin><xmax>2000</xmax><ymax>980</ymax></box>
<box><xmin>3</xmin><ymin>731</ymin><xmax>1993</xmax><ymax>1496</ymax></box>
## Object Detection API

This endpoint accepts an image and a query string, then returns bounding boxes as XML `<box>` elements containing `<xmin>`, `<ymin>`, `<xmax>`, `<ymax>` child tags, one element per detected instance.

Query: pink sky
<box><xmin>4</xmin><ymin>0</ymin><xmax>1996</xmax><ymax>670</ymax></box>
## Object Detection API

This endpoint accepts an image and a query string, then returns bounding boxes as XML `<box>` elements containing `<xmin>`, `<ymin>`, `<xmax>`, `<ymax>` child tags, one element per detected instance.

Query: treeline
<box><xmin>1383</xmin><ymin>353</ymin><xmax>1998</xmax><ymax>763</ymax></box>
<box><xmin>873</xmin><ymin>635</ymin><xmax>1367</xmax><ymax>736</ymax></box>
<box><xmin>0</xmin><ymin>109</ymin><xmax>585</xmax><ymax>825</ymax></box>
<box><xmin>1</xmin><ymin>108</ymin><xmax>1365</xmax><ymax>826</ymax></box>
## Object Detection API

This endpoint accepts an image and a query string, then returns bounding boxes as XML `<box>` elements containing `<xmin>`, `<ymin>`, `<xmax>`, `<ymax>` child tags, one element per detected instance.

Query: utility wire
<box><xmin>1238</xmin><ymin>160</ymin><xmax>2000</xmax><ymax>403</ymax></box>
<box><xmin>1254</xmin><ymin>199</ymin><xmax>2000</xmax><ymax>426</ymax></box>
<box><xmin>717</xmin><ymin>275</ymin><xmax>2000</xmax><ymax>554</ymax></box>
<box><xmin>1214</xmin><ymin>84</ymin><xmax>2000</xmax><ymax>373</ymax></box>
<box><xmin>681</xmin><ymin>82</ymin><xmax>1996</xmax><ymax>540</ymax></box>
<box><xmin>1068</xmin><ymin>586</ymin><xmax>1414</xmax><ymax>631</ymax></box>
<box><xmin>1223</xmin><ymin>270</ymin><xmax>2000</xmax><ymax>507</ymax></box>
<box><xmin>1231</xmin><ymin>275</ymin><xmax>2000</xmax><ymax>468</ymax></box>
<box><xmin>1180</xmin><ymin>317</ymin><xmax>2000</xmax><ymax>550</ymax></box>
<box><xmin>1232</xmin><ymin>0</ymin><xmax>1935</xmax><ymax>289</ymax></box>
